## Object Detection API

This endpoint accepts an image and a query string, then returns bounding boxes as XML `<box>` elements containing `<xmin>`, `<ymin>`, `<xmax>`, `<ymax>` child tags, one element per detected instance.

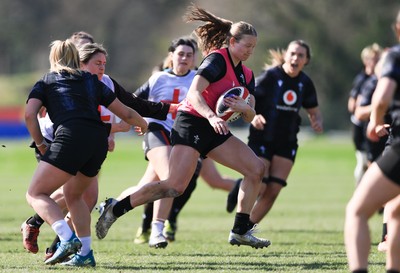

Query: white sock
<box><xmin>151</xmin><ymin>220</ymin><xmax>164</xmax><ymax>236</ymax></box>
<box><xmin>51</xmin><ymin>220</ymin><xmax>73</xmax><ymax>241</ymax></box>
<box><xmin>77</xmin><ymin>236</ymin><xmax>91</xmax><ymax>256</ymax></box>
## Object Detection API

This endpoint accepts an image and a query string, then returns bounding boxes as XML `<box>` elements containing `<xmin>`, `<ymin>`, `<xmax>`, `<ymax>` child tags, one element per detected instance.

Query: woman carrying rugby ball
<box><xmin>96</xmin><ymin>3</ymin><xmax>270</xmax><ymax>249</ymax></box>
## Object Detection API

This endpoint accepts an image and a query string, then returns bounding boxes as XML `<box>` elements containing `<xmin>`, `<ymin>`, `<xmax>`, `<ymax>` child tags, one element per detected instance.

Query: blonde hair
<box><xmin>361</xmin><ymin>43</ymin><xmax>382</xmax><ymax>62</ymax></box>
<box><xmin>183</xmin><ymin>4</ymin><xmax>256</xmax><ymax>54</ymax></box>
<box><xmin>264</xmin><ymin>49</ymin><xmax>285</xmax><ymax>70</ymax></box>
<box><xmin>49</xmin><ymin>40</ymin><xmax>80</xmax><ymax>74</ymax></box>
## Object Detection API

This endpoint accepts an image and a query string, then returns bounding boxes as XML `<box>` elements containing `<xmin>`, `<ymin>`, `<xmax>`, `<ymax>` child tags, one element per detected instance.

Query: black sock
<box><xmin>232</xmin><ymin>213</ymin><xmax>250</xmax><ymax>235</ymax></box>
<box><xmin>387</xmin><ymin>270</ymin><xmax>400</xmax><ymax>273</ymax></box>
<box><xmin>48</xmin><ymin>235</ymin><xmax>60</xmax><ymax>252</ymax></box>
<box><xmin>352</xmin><ymin>270</ymin><xmax>367</xmax><ymax>273</ymax></box>
<box><xmin>142</xmin><ymin>203</ymin><xmax>153</xmax><ymax>231</ymax></box>
<box><xmin>27</xmin><ymin>214</ymin><xmax>45</xmax><ymax>228</ymax></box>
<box><xmin>112</xmin><ymin>196</ymin><xmax>133</xmax><ymax>217</ymax></box>
<box><xmin>382</xmin><ymin>223</ymin><xmax>387</xmax><ymax>242</ymax></box>
<box><xmin>248</xmin><ymin>220</ymin><xmax>256</xmax><ymax>230</ymax></box>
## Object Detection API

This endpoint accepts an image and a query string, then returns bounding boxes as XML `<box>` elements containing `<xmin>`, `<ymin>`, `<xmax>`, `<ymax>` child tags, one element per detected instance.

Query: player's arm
<box><xmin>240</xmin><ymin>94</ymin><xmax>255</xmax><ymax>123</ymax></box>
<box><xmin>187</xmin><ymin>75</ymin><xmax>229</xmax><ymax>135</ymax></box>
<box><xmin>111</xmin><ymin>77</ymin><xmax>170</xmax><ymax>120</ymax></box>
<box><xmin>306</xmin><ymin>106</ymin><xmax>323</xmax><ymax>133</ymax></box>
<box><xmin>368</xmin><ymin>77</ymin><xmax>396</xmax><ymax>141</ymax></box>
<box><xmin>223</xmin><ymin>94</ymin><xmax>255</xmax><ymax>123</ymax></box>
<box><xmin>25</xmin><ymin>98</ymin><xmax>49</xmax><ymax>154</ymax></box>
<box><xmin>187</xmin><ymin>75</ymin><xmax>214</xmax><ymax>119</ymax></box>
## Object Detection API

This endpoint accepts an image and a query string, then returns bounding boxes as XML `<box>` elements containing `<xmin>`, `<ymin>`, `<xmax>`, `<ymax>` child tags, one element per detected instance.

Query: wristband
<box><xmin>36</xmin><ymin>139</ymin><xmax>48</xmax><ymax>148</ymax></box>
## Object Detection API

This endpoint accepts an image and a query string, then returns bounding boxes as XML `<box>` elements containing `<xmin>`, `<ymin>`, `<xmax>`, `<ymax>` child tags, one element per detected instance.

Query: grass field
<box><xmin>0</xmin><ymin>131</ymin><xmax>386</xmax><ymax>272</ymax></box>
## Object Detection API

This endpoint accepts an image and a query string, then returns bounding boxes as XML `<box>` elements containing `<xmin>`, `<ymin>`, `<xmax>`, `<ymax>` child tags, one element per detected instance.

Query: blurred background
<box><xmin>1</xmin><ymin>0</ymin><xmax>399</xmax><ymax>137</ymax></box>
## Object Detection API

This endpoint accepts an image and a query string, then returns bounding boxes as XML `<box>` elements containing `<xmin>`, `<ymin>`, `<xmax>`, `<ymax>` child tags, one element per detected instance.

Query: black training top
<box><xmin>28</xmin><ymin>71</ymin><xmax>116</xmax><ymax>131</ymax></box>
<box><xmin>249</xmin><ymin>65</ymin><xmax>319</xmax><ymax>142</ymax></box>
<box><xmin>381</xmin><ymin>44</ymin><xmax>400</xmax><ymax>138</ymax></box>
<box><xmin>358</xmin><ymin>75</ymin><xmax>378</xmax><ymax>107</ymax></box>
<box><xmin>110</xmin><ymin>77</ymin><xmax>169</xmax><ymax>120</ymax></box>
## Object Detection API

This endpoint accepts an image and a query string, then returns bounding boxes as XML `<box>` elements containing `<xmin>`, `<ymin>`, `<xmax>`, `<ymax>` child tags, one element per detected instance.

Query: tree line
<box><xmin>1</xmin><ymin>0</ymin><xmax>399</xmax><ymax>130</ymax></box>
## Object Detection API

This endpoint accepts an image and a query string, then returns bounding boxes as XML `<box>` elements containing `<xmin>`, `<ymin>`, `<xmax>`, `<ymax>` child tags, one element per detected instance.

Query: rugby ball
<box><xmin>215</xmin><ymin>86</ymin><xmax>250</xmax><ymax>122</ymax></box>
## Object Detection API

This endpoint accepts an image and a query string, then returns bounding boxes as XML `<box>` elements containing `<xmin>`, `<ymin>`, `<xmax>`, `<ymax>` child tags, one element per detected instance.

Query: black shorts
<box><xmin>171</xmin><ymin>111</ymin><xmax>232</xmax><ymax>158</ymax></box>
<box><xmin>41</xmin><ymin>120</ymin><xmax>108</xmax><ymax>177</ymax></box>
<box><xmin>366</xmin><ymin>136</ymin><xmax>387</xmax><ymax>163</ymax></box>
<box><xmin>143</xmin><ymin>123</ymin><xmax>171</xmax><ymax>160</ymax></box>
<box><xmin>352</xmin><ymin>123</ymin><xmax>367</xmax><ymax>151</ymax></box>
<box><xmin>248</xmin><ymin>139</ymin><xmax>298</xmax><ymax>162</ymax></box>
<box><xmin>376</xmin><ymin>140</ymin><xmax>400</xmax><ymax>185</ymax></box>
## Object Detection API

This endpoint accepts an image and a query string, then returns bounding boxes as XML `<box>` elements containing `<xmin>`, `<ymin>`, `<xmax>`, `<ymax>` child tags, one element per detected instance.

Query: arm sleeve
<box><xmin>27</xmin><ymin>80</ymin><xmax>46</xmax><ymax>103</ymax></box>
<box><xmin>302</xmin><ymin>78</ymin><xmax>319</xmax><ymax>109</ymax></box>
<box><xmin>133</xmin><ymin>81</ymin><xmax>151</xmax><ymax>99</ymax></box>
<box><xmin>111</xmin><ymin>77</ymin><xmax>170</xmax><ymax>120</ymax></box>
<box><xmin>196</xmin><ymin>53</ymin><xmax>226</xmax><ymax>83</ymax></box>
<box><xmin>381</xmin><ymin>50</ymin><xmax>400</xmax><ymax>86</ymax></box>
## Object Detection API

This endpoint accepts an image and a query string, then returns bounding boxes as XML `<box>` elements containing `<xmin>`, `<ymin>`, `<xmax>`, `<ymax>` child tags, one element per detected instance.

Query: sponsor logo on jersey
<box><xmin>283</xmin><ymin>90</ymin><xmax>297</xmax><ymax>105</ymax></box>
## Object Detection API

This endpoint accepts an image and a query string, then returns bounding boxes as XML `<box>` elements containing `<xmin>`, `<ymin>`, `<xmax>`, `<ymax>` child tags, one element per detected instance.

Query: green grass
<box><xmin>0</xmin><ymin>132</ymin><xmax>386</xmax><ymax>272</ymax></box>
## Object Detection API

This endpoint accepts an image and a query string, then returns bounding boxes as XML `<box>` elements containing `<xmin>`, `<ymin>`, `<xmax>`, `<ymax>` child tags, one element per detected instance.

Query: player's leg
<box><xmin>199</xmin><ymin>157</ymin><xmax>242</xmax><ymax>213</ymax></box>
<box><xmin>250</xmin><ymin>155</ymin><xmax>293</xmax><ymax>224</ymax></box>
<box><xmin>200</xmin><ymin>158</ymin><xmax>237</xmax><ymax>191</ymax></box>
<box><xmin>50</xmin><ymin>173</ymin><xmax>95</xmax><ymax>267</ymax></box>
<box><xmin>96</xmin><ymin>145</ymin><xmax>200</xmax><ymax>240</ymax></box>
<box><xmin>165</xmin><ymin>159</ymin><xmax>202</xmax><ymax>242</ymax></box>
<box><xmin>386</xmin><ymin>195</ymin><xmax>400</xmax><ymax>271</ymax></box>
<box><xmin>21</xmin><ymin>186</ymin><xmax>66</xmax><ymax>254</ymax></box>
<box><xmin>113</xmin><ymin>163</ymin><xmax>158</xmax><ymax>244</ymax></box>
<box><xmin>354</xmin><ymin>150</ymin><xmax>368</xmax><ymax>186</ymax></box>
<box><xmin>27</xmin><ymin>161</ymin><xmax>81</xmax><ymax>265</ymax></box>
<box><xmin>44</xmin><ymin>176</ymin><xmax>98</xmax><ymax>260</ymax></box>
<box><xmin>345</xmin><ymin>163</ymin><xmax>399</xmax><ymax>271</ymax></box>
<box><xmin>26</xmin><ymin>161</ymin><xmax>72</xmax><ymax>229</ymax></box>
<box><xmin>208</xmin><ymin>136</ymin><xmax>270</xmax><ymax>248</ymax></box>
<box><xmin>146</xmin><ymin>145</ymin><xmax>172</xmax><ymax>248</ymax></box>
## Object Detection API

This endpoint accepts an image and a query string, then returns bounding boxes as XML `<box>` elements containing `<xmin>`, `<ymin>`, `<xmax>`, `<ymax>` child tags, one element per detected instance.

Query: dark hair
<box><xmin>183</xmin><ymin>4</ymin><xmax>256</xmax><ymax>54</ymax></box>
<box><xmin>263</xmin><ymin>40</ymin><xmax>312</xmax><ymax>69</ymax></box>
<box><xmin>289</xmin><ymin>40</ymin><xmax>311</xmax><ymax>62</ymax></box>
<box><xmin>69</xmin><ymin>31</ymin><xmax>94</xmax><ymax>43</ymax></box>
<box><xmin>79</xmin><ymin>43</ymin><xmax>108</xmax><ymax>64</ymax></box>
<box><xmin>168</xmin><ymin>37</ymin><xmax>197</xmax><ymax>53</ymax></box>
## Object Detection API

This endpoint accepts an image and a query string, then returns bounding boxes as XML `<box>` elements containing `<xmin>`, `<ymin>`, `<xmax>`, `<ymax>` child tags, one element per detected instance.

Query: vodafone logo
<box><xmin>283</xmin><ymin>90</ymin><xmax>297</xmax><ymax>105</ymax></box>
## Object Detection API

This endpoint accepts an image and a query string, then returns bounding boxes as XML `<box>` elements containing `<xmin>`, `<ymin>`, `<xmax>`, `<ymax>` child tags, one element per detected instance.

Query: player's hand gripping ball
<box><xmin>215</xmin><ymin>86</ymin><xmax>250</xmax><ymax>122</ymax></box>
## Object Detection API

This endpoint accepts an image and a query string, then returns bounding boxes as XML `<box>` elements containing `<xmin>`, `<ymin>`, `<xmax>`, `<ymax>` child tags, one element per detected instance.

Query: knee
<box><xmin>171</xmin><ymin>184</ymin><xmax>185</xmax><ymax>197</ymax></box>
<box><xmin>25</xmin><ymin>191</ymin><xmax>33</xmax><ymax>207</ymax></box>
<box><xmin>163</xmin><ymin>181</ymin><xmax>184</xmax><ymax>198</ymax></box>
<box><xmin>345</xmin><ymin>199</ymin><xmax>365</xmax><ymax>221</ymax></box>
<box><xmin>249</xmin><ymin>158</ymin><xmax>265</xmax><ymax>182</ymax></box>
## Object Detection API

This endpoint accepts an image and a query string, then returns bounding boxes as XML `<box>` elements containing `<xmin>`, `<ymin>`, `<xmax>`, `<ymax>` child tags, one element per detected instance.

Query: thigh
<box><xmin>350</xmin><ymin>163</ymin><xmax>400</xmax><ymax>216</ymax></box>
<box><xmin>208</xmin><ymin>135</ymin><xmax>262</xmax><ymax>177</ymax></box>
<box><xmin>63</xmin><ymin>172</ymin><xmax>96</xmax><ymax>198</ymax></box>
<box><xmin>269</xmin><ymin>155</ymin><xmax>294</xmax><ymax>181</ymax></box>
<box><xmin>199</xmin><ymin>158</ymin><xmax>219</xmax><ymax>182</ymax></box>
<box><xmin>147</xmin><ymin>145</ymin><xmax>172</xmax><ymax>180</ymax></box>
<box><xmin>137</xmin><ymin>163</ymin><xmax>159</xmax><ymax>187</ymax></box>
<box><xmin>28</xmin><ymin>161</ymin><xmax>72</xmax><ymax>197</ymax></box>
<box><xmin>143</xmin><ymin>126</ymin><xmax>171</xmax><ymax>159</ymax></box>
